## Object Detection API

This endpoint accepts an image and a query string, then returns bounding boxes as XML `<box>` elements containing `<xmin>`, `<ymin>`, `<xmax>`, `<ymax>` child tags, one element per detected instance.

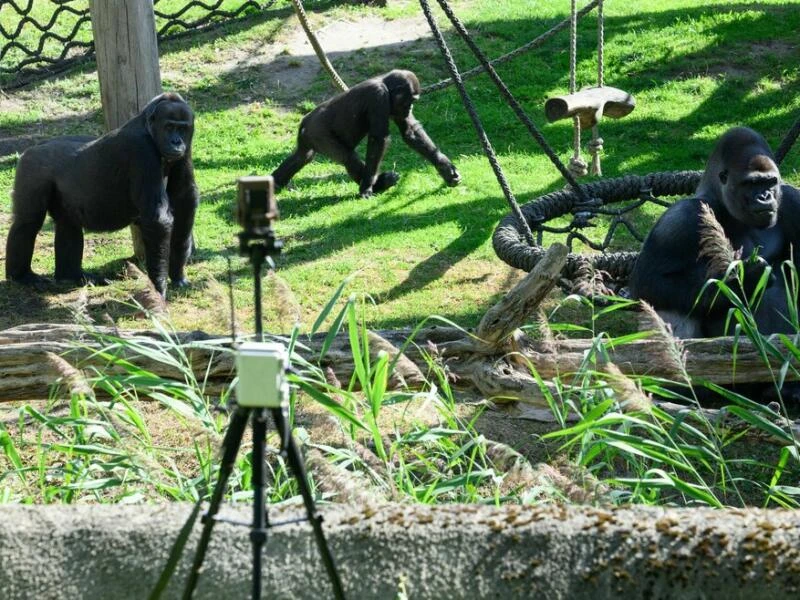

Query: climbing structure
<box><xmin>419</xmin><ymin>0</ymin><xmax>800</xmax><ymax>295</ymax></box>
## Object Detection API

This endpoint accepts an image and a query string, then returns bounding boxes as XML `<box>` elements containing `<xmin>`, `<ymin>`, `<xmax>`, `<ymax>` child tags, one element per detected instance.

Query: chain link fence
<box><xmin>0</xmin><ymin>0</ymin><xmax>286</xmax><ymax>89</ymax></box>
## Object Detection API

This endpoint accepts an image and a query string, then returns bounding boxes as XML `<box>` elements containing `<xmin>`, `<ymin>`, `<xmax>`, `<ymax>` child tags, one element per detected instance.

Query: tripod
<box><xmin>181</xmin><ymin>229</ymin><xmax>346</xmax><ymax>600</ymax></box>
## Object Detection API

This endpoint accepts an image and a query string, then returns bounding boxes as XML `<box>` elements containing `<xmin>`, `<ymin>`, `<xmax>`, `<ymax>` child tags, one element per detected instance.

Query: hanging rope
<box><xmin>588</xmin><ymin>0</ymin><xmax>604</xmax><ymax>176</ymax></box>
<box><xmin>427</xmin><ymin>0</ymin><xmax>590</xmax><ymax>203</ymax></box>
<box><xmin>567</xmin><ymin>0</ymin><xmax>588</xmax><ymax>178</ymax></box>
<box><xmin>290</xmin><ymin>0</ymin><xmax>348</xmax><ymax>92</ymax></box>
<box><xmin>776</xmin><ymin>113</ymin><xmax>800</xmax><ymax>165</ymax></box>
<box><xmin>421</xmin><ymin>0</ymin><xmax>600</xmax><ymax>95</ymax></box>
<box><xmin>419</xmin><ymin>0</ymin><xmax>535</xmax><ymax>245</ymax></box>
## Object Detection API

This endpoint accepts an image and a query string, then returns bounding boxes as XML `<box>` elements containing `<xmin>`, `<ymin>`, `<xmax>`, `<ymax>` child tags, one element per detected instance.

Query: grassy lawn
<box><xmin>1</xmin><ymin>0</ymin><xmax>798</xmax><ymax>336</ymax></box>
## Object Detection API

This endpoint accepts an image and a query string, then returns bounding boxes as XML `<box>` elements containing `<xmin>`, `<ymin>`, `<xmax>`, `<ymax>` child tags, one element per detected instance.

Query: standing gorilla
<box><xmin>271</xmin><ymin>69</ymin><xmax>461</xmax><ymax>196</ymax></box>
<box><xmin>630</xmin><ymin>126</ymin><xmax>800</xmax><ymax>337</ymax></box>
<box><xmin>5</xmin><ymin>92</ymin><xmax>198</xmax><ymax>297</ymax></box>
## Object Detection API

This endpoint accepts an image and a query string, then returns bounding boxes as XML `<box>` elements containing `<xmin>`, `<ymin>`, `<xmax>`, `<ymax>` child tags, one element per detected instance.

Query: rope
<box><xmin>420</xmin><ymin>0</ymin><xmax>600</xmax><ymax>95</ymax></box>
<box><xmin>428</xmin><ymin>0</ymin><xmax>590</xmax><ymax>202</ymax></box>
<box><xmin>419</xmin><ymin>0</ymin><xmax>534</xmax><ymax>245</ymax></box>
<box><xmin>290</xmin><ymin>0</ymin><xmax>348</xmax><ymax>92</ymax></box>
<box><xmin>596</xmin><ymin>0</ymin><xmax>605</xmax><ymax>88</ymax></box>
<box><xmin>775</xmin><ymin>114</ymin><xmax>800</xmax><ymax>165</ymax></box>
<box><xmin>568</xmin><ymin>0</ymin><xmax>585</xmax><ymax>179</ymax></box>
<box><xmin>492</xmin><ymin>170</ymin><xmax>704</xmax><ymax>290</ymax></box>
<box><xmin>589</xmin><ymin>0</ymin><xmax>604</xmax><ymax>176</ymax></box>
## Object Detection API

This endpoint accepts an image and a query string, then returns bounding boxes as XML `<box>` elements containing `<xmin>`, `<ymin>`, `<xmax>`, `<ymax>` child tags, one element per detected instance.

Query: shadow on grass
<box><xmin>6</xmin><ymin>2</ymin><xmax>798</xmax><ymax>166</ymax></box>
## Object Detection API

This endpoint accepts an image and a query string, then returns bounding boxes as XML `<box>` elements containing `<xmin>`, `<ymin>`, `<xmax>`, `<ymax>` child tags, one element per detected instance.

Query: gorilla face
<box><xmin>386</xmin><ymin>69</ymin><xmax>421</xmax><ymax>119</ymax></box>
<box><xmin>720</xmin><ymin>154</ymin><xmax>782</xmax><ymax>229</ymax></box>
<box><xmin>149</xmin><ymin>99</ymin><xmax>194</xmax><ymax>163</ymax></box>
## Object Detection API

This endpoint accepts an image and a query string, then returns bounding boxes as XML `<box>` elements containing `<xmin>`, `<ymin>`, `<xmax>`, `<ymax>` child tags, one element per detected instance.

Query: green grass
<box><xmin>1</xmin><ymin>0</ymin><xmax>799</xmax><ymax>334</ymax></box>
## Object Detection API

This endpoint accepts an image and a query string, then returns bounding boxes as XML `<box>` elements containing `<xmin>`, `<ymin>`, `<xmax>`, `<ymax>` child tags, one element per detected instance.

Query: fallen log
<box><xmin>1</xmin><ymin>244</ymin><xmax>799</xmax><ymax>407</ymax></box>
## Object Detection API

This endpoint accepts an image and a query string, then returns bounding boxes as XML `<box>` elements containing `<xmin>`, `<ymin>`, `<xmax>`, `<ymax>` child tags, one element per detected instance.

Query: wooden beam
<box><xmin>545</xmin><ymin>86</ymin><xmax>635</xmax><ymax>128</ymax></box>
<box><xmin>89</xmin><ymin>0</ymin><xmax>163</xmax><ymax>261</ymax></box>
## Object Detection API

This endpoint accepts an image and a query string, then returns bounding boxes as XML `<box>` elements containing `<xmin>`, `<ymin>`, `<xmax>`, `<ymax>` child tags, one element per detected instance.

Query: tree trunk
<box><xmin>90</xmin><ymin>0</ymin><xmax>162</xmax><ymax>262</ymax></box>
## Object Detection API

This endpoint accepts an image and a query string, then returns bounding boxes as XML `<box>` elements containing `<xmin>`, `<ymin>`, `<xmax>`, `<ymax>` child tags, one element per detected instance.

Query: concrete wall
<box><xmin>1</xmin><ymin>503</ymin><xmax>799</xmax><ymax>599</ymax></box>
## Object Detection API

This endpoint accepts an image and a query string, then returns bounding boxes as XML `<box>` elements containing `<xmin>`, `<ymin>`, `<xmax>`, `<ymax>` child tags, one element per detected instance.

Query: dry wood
<box><xmin>90</xmin><ymin>0</ymin><xmax>163</xmax><ymax>262</ymax></box>
<box><xmin>1</xmin><ymin>244</ymin><xmax>799</xmax><ymax>407</ymax></box>
<box><xmin>2</xmin><ymin>321</ymin><xmax>800</xmax><ymax>405</ymax></box>
<box><xmin>544</xmin><ymin>86</ymin><xmax>636</xmax><ymax>128</ymax></box>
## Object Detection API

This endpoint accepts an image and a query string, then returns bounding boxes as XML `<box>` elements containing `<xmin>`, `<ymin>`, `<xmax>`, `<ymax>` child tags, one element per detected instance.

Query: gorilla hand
<box><xmin>373</xmin><ymin>171</ymin><xmax>400</xmax><ymax>193</ymax></box>
<box><xmin>360</xmin><ymin>171</ymin><xmax>400</xmax><ymax>197</ymax></box>
<box><xmin>739</xmin><ymin>254</ymin><xmax>774</xmax><ymax>297</ymax></box>
<box><xmin>436</xmin><ymin>161</ymin><xmax>461</xmax><ymax>187</ymax></box>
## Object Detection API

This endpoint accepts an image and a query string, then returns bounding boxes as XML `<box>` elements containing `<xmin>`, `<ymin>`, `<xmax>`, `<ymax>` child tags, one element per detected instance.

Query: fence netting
<box><xmin>0</xmin><ymin>0</ymin><xmax>285</xmax><ymax>89</ymax></box>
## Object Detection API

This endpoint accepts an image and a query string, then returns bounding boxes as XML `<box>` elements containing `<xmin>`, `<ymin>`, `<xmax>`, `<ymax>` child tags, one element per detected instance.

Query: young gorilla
<box><xmin>272</xmin><ymin>70</ymin><xmax>461</xmax><ymax>197</ymax></box>
<box><xmin>5</xmin><ymin>92</ymin><xmax>198</xmax><ymax>297</ymax></box>
<box><xmin>630</xmin><ymin>126</ymin><xmax>800</xmax><ymax>338</ymax></box>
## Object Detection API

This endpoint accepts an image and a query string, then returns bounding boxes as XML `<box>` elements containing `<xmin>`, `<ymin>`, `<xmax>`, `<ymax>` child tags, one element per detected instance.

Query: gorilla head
<box><xmin>145</xmin><ymin>92</ymin><xmax>195</xmax><ymax>163</ymax></box>
<box><xmin>706</xmin><ymin>127</ymin><xmax>782</xmax><ymax>229</ymax></box>
<box><xmin>384</xmin><ymin>69</ymin><xmax>421</xmax><ymax>119</ymax></box>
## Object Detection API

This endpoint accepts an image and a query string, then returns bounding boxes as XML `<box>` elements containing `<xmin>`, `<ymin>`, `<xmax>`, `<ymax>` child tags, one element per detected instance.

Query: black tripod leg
<box><xmin>250</xmin><ymin>409</ymin><xmax>268</xmax><ymax>600</ymax></box>
<box><xmin>271</xmin><ymin>407</ymin><xmax>346</xmax><ymax>600</ymax></box>
<box><xmin>183</xmin><ymin>407</ymin><xmax>251</xmax><ymax>600</ymax></box>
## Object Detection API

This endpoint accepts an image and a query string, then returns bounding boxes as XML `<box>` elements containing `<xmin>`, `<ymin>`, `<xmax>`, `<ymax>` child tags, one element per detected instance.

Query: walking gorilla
<box><xmin>630</xmin><ymin>126</ymin><xmax>800</xmax><ymax>337</ymax></box>
<box><xmin>272</xmin><ymin>70</ymin><xmax>461</xmax><ymax>196</ymax></box>
<box><xmin>5</xmin><ymin>92</ymin><xmax>198</xmax><ymax>297</ymax></box>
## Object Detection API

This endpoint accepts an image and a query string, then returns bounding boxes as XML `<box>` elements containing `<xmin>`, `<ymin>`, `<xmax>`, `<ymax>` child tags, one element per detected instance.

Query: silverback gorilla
<box><xmin>271</xmin><ymin>70</ymin><xmax>461</xmax><ymax>196</ymax></box>
<box><xmin>630</xmin><ymin>126</ymin><xmax>800</xmax><ymax>337</ymax></box>
<box><xmin>5</xmin><ymin>92</ymin><xmax>198</xmax><ymax>297</ymax></box>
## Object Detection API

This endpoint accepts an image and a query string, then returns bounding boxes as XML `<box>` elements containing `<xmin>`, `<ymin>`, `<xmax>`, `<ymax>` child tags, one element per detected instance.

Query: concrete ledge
<box><xmin>1</xmin><ymin>503</ymin><xmax>799</xmax><ymax>599</ymax></box>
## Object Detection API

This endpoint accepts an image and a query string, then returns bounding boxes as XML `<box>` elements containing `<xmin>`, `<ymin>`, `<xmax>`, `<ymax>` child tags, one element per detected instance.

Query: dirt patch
<box><xmin>247</xmin><ymin>14</ymin><xmax>433</xmax><ymax>100</ymax></box>
<box><xmin>159</xmin><ymin>13</ymin><xmax>437</xmax><ymax>107</ymax></box>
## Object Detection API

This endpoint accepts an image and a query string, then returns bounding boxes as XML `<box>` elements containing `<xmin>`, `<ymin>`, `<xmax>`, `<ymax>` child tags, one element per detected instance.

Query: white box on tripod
<box><xmin>235</xmin><ymin>341</ymin><xmax>289</xmax><ymax>408</ymax></box>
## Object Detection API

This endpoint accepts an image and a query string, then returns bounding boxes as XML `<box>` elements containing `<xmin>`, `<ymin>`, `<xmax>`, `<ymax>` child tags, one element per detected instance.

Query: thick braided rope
<box><xmin>421</xmin><ymin>0</ymin><xmax>600</xmax><ymax>95</ymax></box>
<box><xmin>432</xmin><ymin>0</ymin><xmax>589</xmax><ymax>202</ymax></box>
<box><xmin>492</xmin><ymin>171</ymin><xmax>703</xmax><ymax>287</ymax></box>
<box><xmin>290</xmin><ymin>0</ymin><xmax>348</xmax><ymax>92</ymax></box>
<box><xmin>419</xmin><ymin>0</ymin><xmax>534</xmax><ymax>245</ymax></box>
<box><xmin>775</xmin><ymin>114</ymin><xmax>800</xmax><ymax>166</ymax></box>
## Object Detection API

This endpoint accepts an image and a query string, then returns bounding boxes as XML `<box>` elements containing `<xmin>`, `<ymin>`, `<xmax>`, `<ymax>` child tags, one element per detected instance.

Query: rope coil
<box><xmin>492</xmin><ymin>171</ymin><xmax>703</xmax><ymax>292</ymax></box>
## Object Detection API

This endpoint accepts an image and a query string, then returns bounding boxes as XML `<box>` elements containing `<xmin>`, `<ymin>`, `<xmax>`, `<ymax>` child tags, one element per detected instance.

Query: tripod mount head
<box><xmin>237</xmin><ymin>175</ymin><xmax>283</xmax><ymax>261</ymax></box>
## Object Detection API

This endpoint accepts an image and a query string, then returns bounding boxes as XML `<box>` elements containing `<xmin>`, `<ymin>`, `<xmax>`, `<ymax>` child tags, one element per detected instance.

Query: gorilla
<box><xmin>271</xmin><ymin>69</ymin><xmax>461</xmax><ymax>197</ymax></box>
<box><xmin>5</xmin><ymin>92</ymin><xmax>198</xmax><ymax>297</ymax></box>
<box><xmin>630</xmin><ymin>126</ymin><xmax>800</xmax><ymax>338</ymax></box>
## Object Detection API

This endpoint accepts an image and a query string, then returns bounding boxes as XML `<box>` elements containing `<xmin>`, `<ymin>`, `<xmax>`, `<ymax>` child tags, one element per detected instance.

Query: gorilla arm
<box><xmin>134</xmin><ymin>179</ymin><xmax>174</xmax><ymax>297</ymax></box>
<box><xmin>166</xmin><ymin>158</ymin><xmax>199</xmax><ymax>287</ymax></box>
<box><xmin>393</xmin><ymin>109</ymin><xmax>461</xmax><ymax>186</ymax></box>
<box><xmin>360</xmin><ymin>90</ymin><xmax>392</xmax><ymax>197</ymax></box>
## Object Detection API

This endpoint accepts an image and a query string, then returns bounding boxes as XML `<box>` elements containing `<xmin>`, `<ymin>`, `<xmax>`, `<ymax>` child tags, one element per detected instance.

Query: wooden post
<box><xmin>90</xmin><ymin>0</ymin><xmax>163</xmax><ymax>261</ymax></box>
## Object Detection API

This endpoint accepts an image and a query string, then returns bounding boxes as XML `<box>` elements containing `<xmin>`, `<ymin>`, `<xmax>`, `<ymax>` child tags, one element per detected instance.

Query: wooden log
<box><xmin>1</xmin><ymin>322</ymin><xmax>800</xmax><ymax>405</ymax></box>
<box><xmin>89</xmin><ymin>0</ymin><xmax>163</xmax><ymax>262</ymax></box>
<box><xmin>475</xmin><ymin>243</ymin><xmax>567</xmax><ymax>347</ymax></box>
<box><xmin>544</xmin><ymin>86</ymin><xmax>635</xmax><ymax>128</ymax></box>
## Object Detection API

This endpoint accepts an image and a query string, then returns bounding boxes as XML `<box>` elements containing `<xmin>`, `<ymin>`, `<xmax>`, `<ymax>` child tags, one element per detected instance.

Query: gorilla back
<box><xmin>5</xmin><ymin>92</ymin><xmax>199</xmax><ymax>297</ymax></box>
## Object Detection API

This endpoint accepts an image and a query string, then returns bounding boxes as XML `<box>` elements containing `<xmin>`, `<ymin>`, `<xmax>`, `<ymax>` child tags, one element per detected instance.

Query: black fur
<box><xmin>630</xmin><ymin>126</ymin><xmax>800</xmax><ymax>337</ymax></box>
<box><xmin>272</xmin><ymin>70</ymin><xmax>461</xmax><ymax>196</ymax></box>
<box><xmin>5</xmin><ymin>92</ymin><xmax>199</xmax><ymax>296</ymax></box>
